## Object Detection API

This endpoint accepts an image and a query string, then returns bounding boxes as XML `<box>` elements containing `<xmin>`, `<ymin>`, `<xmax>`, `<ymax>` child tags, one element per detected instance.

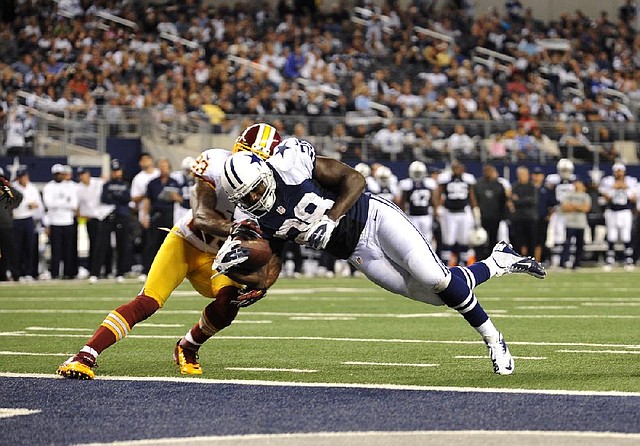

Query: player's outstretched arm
<box><xmin>191</xmin><ymin>177</ymin><xmax>232</xmax><ymax>237</ymax></box>
<box><xmin>313</xmin><ymin>156</ymin><xmax>365</xmax><ymax>221</ymax></box>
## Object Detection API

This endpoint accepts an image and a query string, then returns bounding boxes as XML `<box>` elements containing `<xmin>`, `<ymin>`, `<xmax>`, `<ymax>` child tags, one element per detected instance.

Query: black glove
<box><xmin>231</xmin><ymin>288</ymin><xmax>267</xmax><ymax>308</ymax></box>
<box><xmin>0</xmin><ymin>176</ymin><xmax>15</xmax><ymax>209</ymax></box>
<box><xmin>230</xmin><ymin>219</ymin><xmax>263</xmax><ymax>240</ymax></box>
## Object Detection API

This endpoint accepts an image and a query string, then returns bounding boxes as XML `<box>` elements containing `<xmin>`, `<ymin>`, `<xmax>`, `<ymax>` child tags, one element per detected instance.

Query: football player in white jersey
<box><xmin>545</xmin><ymin>158</ymin><xmax>576</xmax><ymax>266</ymax></box>
<box><xmin>599</xmin><ymin>162</ymin><xmax>637</xmax><ymax>270</ymax></box>
<box><xmin>217</xmin><ymin>139</ymin><xmax>547</xmax><ymax>375</ymax></box>
<box><xmin>398</xmin><ymin>161</ymin><xmax>437</xmax><ymax>242</ymax></box>
<box><xmin>57</xmin><ymin>125</ymin><xmax>285</xmax><ymax>379</ymax></box>
<box><xmin>434</xmin><ymin>160</ymin><xmax>479</xmax><ymax>266</ymax></box>
<box><xmin>370</xmin><ymin>165</ymin><xmax>399</xmax><ymax>203</ymax></box>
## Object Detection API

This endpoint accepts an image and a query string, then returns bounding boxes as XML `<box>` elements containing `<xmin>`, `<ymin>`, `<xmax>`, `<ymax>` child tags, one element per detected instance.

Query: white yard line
<box><xmin>515</xmin><ymin>306</ymin><xmax>578</xmax><ymax>310</ymax></box>
<box><xmin>25</xmin><ymin>326</ymin><xmax>93</xmax><ymax>331</ymax></box>
<box><xmin>2</xmin><ymin>331</ymin><xmax>639</xmax><ymax>349</ymax></box>
<box><xmin>343</xmin><ymin>361</ymin><xmax>438</xmax><ymax>367</ymax></box>
<box><xmin>455</xmin><ymin>355</ymin><xmax>548</xmax><ymax>360</ymax></box>
<box><xmin>3</xmin><ymin>372</ymin><xmax>640</xmax><ymax>397</ymax></box>
<box><xmin>0</xmin><ymin>351</ymin><xmax>68</xmax><ymax>357</ymax></box>
<box><xmin>558</xmin><ymin>349</ymin><xmax>640</xmax><ymax>355</ymax></box>
<box><xmin>3</xmin><ymin>309</ymin><xmax>640</xmax><ymax>320</ymax></box>
<box><xmin>224</xmin><ymin>367</ymin><xmax>317</xmax><ymax>373</ymax></box>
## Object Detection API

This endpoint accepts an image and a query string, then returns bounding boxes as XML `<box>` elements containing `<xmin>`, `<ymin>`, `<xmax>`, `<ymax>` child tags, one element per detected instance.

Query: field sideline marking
<box><xmin>2</xmin><ymin>309</ymin><xmax>640</xmax><ymax>320</ymax></box>
<box><xmin>74</xmin><ymin>430</ymin><xmax>640</xmax><ymax>446</ymax></box>
<box><xmin>0</xmin><ymin>408</ymin><xmax>42</xmax><ymax>419</ymax></box>
<box><xmin>2</xmin><ymin>372</ymin><xmax>640</xmax><ymax>397</ymax></box>
<box><xmin>2</xmin><ymin>332</ymin><xmax>640</xmax><ymax>349</ymax></box>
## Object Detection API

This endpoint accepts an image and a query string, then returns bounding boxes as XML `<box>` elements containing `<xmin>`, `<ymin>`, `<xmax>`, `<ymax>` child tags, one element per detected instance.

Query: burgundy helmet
<box><xmin>233</xmin><ymin>123</ymin><xmax>282</xmax><ymax>159</ymax></box>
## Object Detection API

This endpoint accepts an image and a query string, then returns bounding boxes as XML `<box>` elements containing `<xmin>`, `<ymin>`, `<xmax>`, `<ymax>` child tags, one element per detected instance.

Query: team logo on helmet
<box><xmin>233</xmin><ymin>123</ymin><xmax>282</xmax><ymax>159</ymax></box>
<box><xmin>221</xmin><ymin>152</ymin><xmax>276</xmax><ymax>217</ymax></box>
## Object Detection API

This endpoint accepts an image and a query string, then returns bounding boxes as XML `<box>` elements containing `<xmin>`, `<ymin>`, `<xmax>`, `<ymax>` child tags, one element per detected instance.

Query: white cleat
<box><xmin>484</xmin><ymin>332</ymin><xmax>514</xmax><ymax>375</ymax></box>
<box><xmin>490</xmin><ymin>241</ymin><xmax>546</xmax><ymax>279</ymax></box>
<box><xmin>603</xmin><ymin>264</ymin><xmax>613</xmax><ymax>272</ymax></box>
<box><xmin>624</xmin><ymin>264</ymin><xmax>635</xmax><ymax>272</ymax></box>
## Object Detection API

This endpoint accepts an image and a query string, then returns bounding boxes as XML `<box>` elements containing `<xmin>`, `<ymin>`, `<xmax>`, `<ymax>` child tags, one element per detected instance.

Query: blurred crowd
<box><xmin>1</xmin><ymin>0</ymin><xmax>640</xmax><ymax>160</ymax></box>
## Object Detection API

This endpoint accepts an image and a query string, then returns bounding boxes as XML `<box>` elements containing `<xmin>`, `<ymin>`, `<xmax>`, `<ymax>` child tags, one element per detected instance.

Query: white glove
<box><xmin>302</xmin><ymin>215</ymin><xmax>338</xmax><ymax>250</ymax></box>
<box><xmin>473</xmin><ymin>206</ymin><xmax>482</xmax><ymax>227</ymax></box>
<box><xmin>212</xmin><ymin>237</ymin><xmax>250</xmax><ymax>277</ymax></box>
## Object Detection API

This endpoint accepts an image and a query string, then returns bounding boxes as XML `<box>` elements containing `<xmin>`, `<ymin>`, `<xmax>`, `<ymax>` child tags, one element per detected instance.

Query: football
<box><xmin>232</xmin><ymin>236</ymin><xmax>272</xmax><ymax>272</ymax></box>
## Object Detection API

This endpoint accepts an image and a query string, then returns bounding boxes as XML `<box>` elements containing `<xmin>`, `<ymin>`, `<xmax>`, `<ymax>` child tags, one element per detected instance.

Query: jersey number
<box><xmin>275</xmin><ymin>192</ymin><xmax>333</xmax><ymax>238</ymax></box>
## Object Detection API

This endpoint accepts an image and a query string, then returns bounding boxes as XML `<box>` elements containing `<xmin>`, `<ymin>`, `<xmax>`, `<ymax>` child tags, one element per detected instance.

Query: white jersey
<box><xmin>172</xmin><ymin>148</ymin><xmax>239</xmax><ymax>254</ymax></box>
<box><xmin>42</xmin><ymin>179</ymin><xmax>78</xmax><ymax>226</ymax></box>
<box><xmin>599</xmin><ymin>175</ymin><xmax>637</xmax><ymax>211</ymax></box>
<box><xmin>12</xmin><ymin>181</ymin><xmax>44</xmax><ymax>221</ymax></box>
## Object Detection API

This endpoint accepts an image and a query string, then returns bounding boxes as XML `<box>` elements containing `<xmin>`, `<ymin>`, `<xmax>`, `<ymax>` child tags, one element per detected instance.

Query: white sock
<box><xmin>184</xmin><ymin>331</ymin><xmax>202</xmax><ymax>346</ymax></box>
<box><xmin>480</xmin><ymin>259</ymin><xmax>501</xmax><ymax>278</ymax></box>
<box><xmin>475</xmin><ymin>319</ymin><xmax>500</xmax><ymax>341</ymax></box>
<box><xmin>80</xmin><ymin>345</ymin><xmax>99</xmax><ymax>359</ymax></box>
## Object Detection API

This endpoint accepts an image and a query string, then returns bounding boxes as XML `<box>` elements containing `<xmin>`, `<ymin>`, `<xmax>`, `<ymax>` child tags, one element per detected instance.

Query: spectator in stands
<box><xmin>42</xmin><ymin>164</ymin><xmax>78</xmax><ymax>280</ymax></box>
<box><xmin>11</xmin><ymin>168</ymin><xmax>43</xmax><ymax>282</ymax></box>
<box><xmin>3</xmin><ymin>107</ymin><xmax>33</xmax><ymax>156</ymax></box>
<box><xmin>447</xmin><ymin>124</ymin><xmax>476</xmax><ymax>159</ymax></box>
<box><xmin>372</xmin><ymin>121</ymin><xmax>405</xmax><ymax>161</ymax></box>
<box><xmin>514</xmin><ymin>126</ymin><xmax>541</xmax><ymax>160</ymax></box>
<box><xmin>558</xmin><ymin>122</ymin><xmax>592</xmax><ymax>162</ymax></box>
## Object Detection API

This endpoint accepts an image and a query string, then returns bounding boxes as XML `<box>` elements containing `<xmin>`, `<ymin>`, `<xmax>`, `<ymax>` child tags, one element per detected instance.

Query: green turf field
<box><xmin>1</xmin><ymin>271</ymin><xmax>639</xmax><ymax>392</ymax></box>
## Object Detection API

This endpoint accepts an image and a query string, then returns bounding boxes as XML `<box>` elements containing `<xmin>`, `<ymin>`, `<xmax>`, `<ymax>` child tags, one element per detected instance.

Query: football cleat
<box><xmin>490</xmin><ymin>241</ymin><xmax>546</xmax><ymax>279</ymax></box>
<box><xmin>56</xmin><ymin>352</ymin><xmax>96</xmax><ymax>380</ymax></box>
<box><xmin>173</xmin><ymin>340</ymin><xmax>202</xmax><ymax>375</ymax></box>
<box><xmin>484</xmin><ymin>332</ymin><xmax>514</xmax><ymax>375</ymax></box>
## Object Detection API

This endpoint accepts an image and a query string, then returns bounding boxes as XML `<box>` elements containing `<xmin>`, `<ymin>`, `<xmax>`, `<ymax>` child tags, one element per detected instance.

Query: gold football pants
<box><xmin>143</xmin><ymin>230</ymin><xmax>238</xmax><ymax>307</ymax></box>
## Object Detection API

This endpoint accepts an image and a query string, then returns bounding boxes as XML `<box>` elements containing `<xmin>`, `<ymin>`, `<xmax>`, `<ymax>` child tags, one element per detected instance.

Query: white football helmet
<box><xmin>408</xmin><ymin>161</ymin><xmax>427</xmax><ymax>181</ymax></box>
<box><xmin>374</xmin><ymin>165</ymin><xmax>392</xmax><ymax>187</ymax></box>
<box><xmin>469</xmin><ymin>227</ymin><xmax>488</xmax><ymax>247</ymax></box>
<box><xmin>181</xmin><ymin>156</ymin><xmax>196</xmax><ymax>172</ymax></box>
<box><xmin>354</xmin><ymin>162</ymin><xmax>371</xmax><ymax>178</ymax></box>
<box><xmin>556</xmin><ymin>158</ymin><xmax>574</xmax><ymax>180</ymax></box>
<box><xmin>221</xmin><ymin>152</ymin><xmax>276</xmax><ymax>217</ymax></box>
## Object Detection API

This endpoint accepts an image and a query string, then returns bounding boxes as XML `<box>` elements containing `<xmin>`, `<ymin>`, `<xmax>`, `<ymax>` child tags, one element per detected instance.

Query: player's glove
<box><xmin>230</xmin><ymin>219</ymin><xmax>262</xmax><ymax>240</ymax></box>
<box><xmin>0</xmin><ymin>176</ymin><xmax>15</xmax><ymax>209</ymax></box>
<box><xmin>301</xmin><ymin>215</ymin><xmax>338</xmax><ymax>250</ymax></box>
<box><xmin>231</xmin><ymin>287</ymin><xmax>267</xmax><ymax>308</ymax></box>
<box><xmin>212</xmin><ymin>237</ymin><xmax>250</xmax><ymax>277</ymax></box>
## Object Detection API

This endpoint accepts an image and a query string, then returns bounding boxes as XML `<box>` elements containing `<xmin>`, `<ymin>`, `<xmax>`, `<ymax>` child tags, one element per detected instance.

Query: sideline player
<box><xmin>434</xmin><ymin>160</ymin><xmax>479</xmax><ymax>266</ymax></box>
<box><xmin>218</xmin><ymin>142</ymin><xmax>546</xmax><ymax>375</ymax></box>
<box><xmin>397</xmin><ymin>161</ymin><xmax>437</xmax><ymax>242</ymax></box>
<box><xmin>599</xmin><ymin>162</ymin><xmax>637</xmax><ymax>270</ymax></box>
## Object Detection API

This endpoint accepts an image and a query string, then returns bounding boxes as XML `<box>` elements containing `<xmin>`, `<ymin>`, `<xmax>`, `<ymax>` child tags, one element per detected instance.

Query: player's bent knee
<box><xmin>433</xmin><ymin>273</ymin><xmax>451</xmax><ymax>294</ymax></box>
